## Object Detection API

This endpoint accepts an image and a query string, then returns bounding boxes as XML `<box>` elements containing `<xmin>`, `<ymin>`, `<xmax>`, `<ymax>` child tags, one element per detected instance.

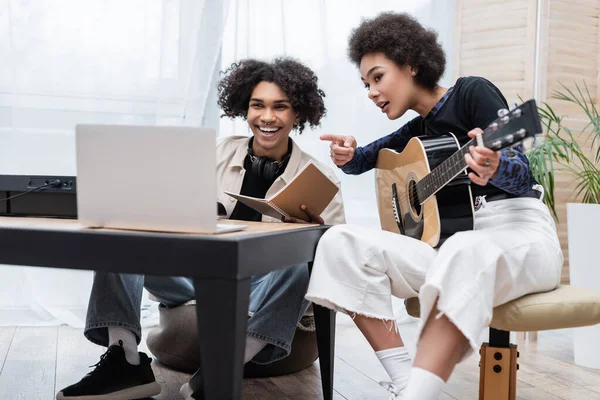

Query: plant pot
<box><xmin>568</xmin><ymin>203</ymin><xmax>600</xmax><ymax>369</ymax></box>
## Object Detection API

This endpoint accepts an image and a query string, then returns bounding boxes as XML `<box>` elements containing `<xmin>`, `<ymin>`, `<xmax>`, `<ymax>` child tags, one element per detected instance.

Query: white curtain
<box><xmin>0</xmin><ymin>0</ymin><xmax>228</xmax><ymax>326</ymax></box>
<box><xmin>0</xmin><ymin>0</ymin><xmax>455</xmax><ymax>326</ymax></box>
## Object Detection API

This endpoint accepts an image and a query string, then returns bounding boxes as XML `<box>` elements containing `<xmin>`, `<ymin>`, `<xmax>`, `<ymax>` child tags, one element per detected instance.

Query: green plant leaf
<box><xmin>527</xmin><ymin>85</ymin><xmax>600</xmax><ymax>220</ymax></box>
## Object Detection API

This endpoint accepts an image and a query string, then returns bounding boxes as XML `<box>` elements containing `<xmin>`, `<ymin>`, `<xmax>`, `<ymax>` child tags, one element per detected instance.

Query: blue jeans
<box><xmin>84</xmin><ymin>263</ymin><xmax>311</xmax><ymax>365</ymax></box>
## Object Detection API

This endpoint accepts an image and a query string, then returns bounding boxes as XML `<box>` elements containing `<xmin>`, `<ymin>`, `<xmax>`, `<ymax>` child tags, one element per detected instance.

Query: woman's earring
<box><xmin>412</xmin><ymin>70</ymin><xmax>417</xmax><ymax>76</ymax></box>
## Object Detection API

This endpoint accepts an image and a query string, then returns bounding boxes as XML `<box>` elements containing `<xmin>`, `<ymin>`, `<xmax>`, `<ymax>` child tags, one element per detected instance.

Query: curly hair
<box><xmin>348</xmin><ymin>12</ymin><xmax>446</xmax><ymax>90</ymax></box>
<box><xmin>217</xmin><ymin>58</ymin><xmax>326</xmax><ymax>134</ymax></box>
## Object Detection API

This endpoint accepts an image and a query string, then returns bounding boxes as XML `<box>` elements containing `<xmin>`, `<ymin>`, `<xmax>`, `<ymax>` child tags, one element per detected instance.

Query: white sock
<box><xmin>403</xmin><ymin>367</ymin><xmax>445</xmax><ymax>400</ymax></box>
<box><xmin>108</xmin><ymin>327</ymin><xmax>140</xmax><ymax>365</ymax></box>
<box><xmin>244</xmin><ymin>336</ymin><xmax>267</xmax><ymax>363</ymax></box>
<box><xmin>375</xmin><ymin>347</ymin><xmax>411</xmax><ymax>389</ymax></box>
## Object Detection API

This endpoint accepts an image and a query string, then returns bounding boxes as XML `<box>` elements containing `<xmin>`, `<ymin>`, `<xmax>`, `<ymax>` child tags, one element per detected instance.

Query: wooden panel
<box><xmin>456</xmin><ymin>0</ymin><xmax>600</xmax><ymax>282</ymax></box>
<box><xmin>455</xmin><ymin>0</ymin><xmax>538</xmax><ymax>104</ymax></box>
<box><xmin>537</xmin><ymin>0</ymin><xmax>600</xmax><ymax>283</ymax></box>
<box><xmin>0</xmin><ymin>216</ymin><xmax>320</xmax><ymax>237</ymax></box>
<box><xmin>552</xmin><ymin>0</ymin><xmax>600</xmax><ymax>15</ymax></box>
<box><xmin>460</xmin><ymin>45</ymin><xmax>525</xmax><ymax>61</ymax></box>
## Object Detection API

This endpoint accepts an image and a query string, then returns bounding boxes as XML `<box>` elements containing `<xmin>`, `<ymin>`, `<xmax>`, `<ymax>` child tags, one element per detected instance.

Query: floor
<box><xmin>1</xmin><ymin>314</ymin><xmax>600</xmax><ymax>399</ymax></box>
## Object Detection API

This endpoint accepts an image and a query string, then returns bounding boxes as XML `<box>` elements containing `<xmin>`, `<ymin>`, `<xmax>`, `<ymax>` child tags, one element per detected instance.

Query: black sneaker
<box><xmin>180</xmin><ymin>367</ymin><xmax>205</xmax><ymax>400</ymax></box>
<box><xmin>56</xmin><ymin>340</ymin><xmax>161</xmax><ymax>400</ymax></box>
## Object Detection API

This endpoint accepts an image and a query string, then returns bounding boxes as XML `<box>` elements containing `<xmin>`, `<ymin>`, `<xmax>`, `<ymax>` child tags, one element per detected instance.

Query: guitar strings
<box><xmin>395</xmin><ymin>124</ymin><xmax>521</xmax><ymax>206</ymax></box>
<box><xmin>393</xmin><ymin>137</ymin><xmax>476</xmax><ymax>207</ymax></box>
<box><xmin>388</xmin><ymin>105</ymin><xmax>528</xmax><ymax>211</ymax></box>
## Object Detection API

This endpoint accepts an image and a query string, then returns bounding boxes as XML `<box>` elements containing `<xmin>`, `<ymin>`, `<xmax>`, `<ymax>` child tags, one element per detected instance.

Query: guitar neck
<box><xmin>413</xmin><ymin>99</ymin><xmax>540</xmax><ymax>204</ymax></box>
<box><xmin>416</xmin><ymin>138</ymin><xmax>475</xmax><ymax>203</ymax></box>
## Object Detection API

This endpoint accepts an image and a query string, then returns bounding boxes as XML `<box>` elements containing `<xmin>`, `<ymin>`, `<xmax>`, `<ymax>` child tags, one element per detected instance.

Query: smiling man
<box><xmin>56</xmin><ymin>58</ymin><xmax>346</xmax><ymax>400</ymax></box>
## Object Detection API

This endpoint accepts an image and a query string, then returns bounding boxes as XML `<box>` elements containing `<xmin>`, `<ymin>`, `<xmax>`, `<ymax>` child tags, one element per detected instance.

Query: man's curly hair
<box><xmin>348</xmin><ymin>12</ymin><xmax>446</xmax><ymax>91</ymax></box>
<box><xmin>217</xmin><ymin>58</ymin><xmax>326</xmax><ymax>134</ymax></box>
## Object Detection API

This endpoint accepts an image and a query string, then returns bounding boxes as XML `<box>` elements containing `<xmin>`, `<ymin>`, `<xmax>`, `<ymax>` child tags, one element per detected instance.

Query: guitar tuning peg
<box><xmin>513</xmin><ymin>108</ymin><xmax>522</xmax><ymax>118</ymax></box>
<box><xmin>509</xmin><ymin>102</ymin><xmax>519</xmax><ymax>111</ymax></box>
<box><xmin>497</xmin><ymin>108</ymin><xmax>509</xmax><ymax>117</ymax></box>
<box><xmin>516</xmin><ymin>128</ymin><xmax>526</xmax><ymax>138</ymax></box>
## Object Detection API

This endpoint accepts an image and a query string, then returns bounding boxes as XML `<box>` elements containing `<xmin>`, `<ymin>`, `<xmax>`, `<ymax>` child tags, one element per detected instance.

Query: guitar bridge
<box><xmin>391</xmin><ymin>183</ymin><xmax>405</xmax><ymax>235</ymax></box>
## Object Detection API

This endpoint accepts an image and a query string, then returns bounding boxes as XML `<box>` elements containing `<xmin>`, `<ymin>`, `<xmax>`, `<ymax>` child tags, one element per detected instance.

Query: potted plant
<box><xmin>526</xmin><ymin>82</ymin><xmax>600</xmax><ymax>369</ymax></box>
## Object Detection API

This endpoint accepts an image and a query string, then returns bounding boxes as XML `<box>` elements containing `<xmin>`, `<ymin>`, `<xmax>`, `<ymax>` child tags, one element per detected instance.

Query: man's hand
<box><xmin>464</xmin><ymin>128</ymin><xmax>501</xmax><ymax>186</ymax></box>
<box><xmin>282</xmin><ymin>205</ymin><xmax>325</xmax><ymax>225</ymax></box>
<box><xmin>320</xmin><ymin>134</ymin><xmax>357</xmax><ymax>167</ymax></box>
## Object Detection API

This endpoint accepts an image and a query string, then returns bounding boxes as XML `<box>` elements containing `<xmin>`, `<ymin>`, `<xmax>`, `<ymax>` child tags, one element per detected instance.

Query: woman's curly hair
<box><xmin>217</xmin><ymin>58</ymin><xmax>326</xmax><ymax>134</ymax></box>
<box><xmin>348</xmin><ymin>12</ymin><xmax>446</xmax><ymax>91</ymax></box>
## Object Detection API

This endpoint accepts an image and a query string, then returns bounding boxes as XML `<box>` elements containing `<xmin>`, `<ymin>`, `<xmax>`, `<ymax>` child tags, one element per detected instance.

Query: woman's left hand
<box><xmin>464</xmin><ymin>128</ymin><xmax>501</xmax><ymax>186</ymax></box>
<box><xmin>282</xmin><ymin>205</ymin><xmax>325</xmax><ymax>225</ymax></box>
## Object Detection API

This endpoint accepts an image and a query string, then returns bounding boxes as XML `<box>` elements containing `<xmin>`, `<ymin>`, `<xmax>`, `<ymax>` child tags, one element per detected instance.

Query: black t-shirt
<box><xmin>413</xmin><ymin>76</ymin><xmax>509</xmax><ymax>147</ymax></box>
<box><xmin>229</xmin><ymin>140</ymin><xmax>291</xmax><ymax>221</ymax></box>
<box><xmin>229</xmin><ymin>156</ymin><xmax>280</xmax><ymax>221</ymax></box>
<box><xmin>411</xmin><ymin>77</ymin><xmax>510</xmax><ymax>197</ymax></box>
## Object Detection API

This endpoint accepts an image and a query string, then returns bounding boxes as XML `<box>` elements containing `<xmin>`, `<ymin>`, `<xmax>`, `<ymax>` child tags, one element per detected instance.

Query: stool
<box><xmin>146</xmin><ymin>302</ymin><xmax>319</xmax><ymax>378</ymax></box>
<box><xmin>404</xmin><ymin>285</ymin><xmax>600</xmax><ymax>400</ymax></box>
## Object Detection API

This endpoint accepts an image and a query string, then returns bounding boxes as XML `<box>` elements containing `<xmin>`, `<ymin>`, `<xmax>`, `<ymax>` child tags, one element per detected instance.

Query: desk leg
<box><xmin>193</xmin><ymin>278</ymin><xmax>251</xmax><ymax>400</ymax></box>
<box><xmin>310</xmin><ymin>263</ymin><xmax>336</xmax><ymax>400</ymax></box>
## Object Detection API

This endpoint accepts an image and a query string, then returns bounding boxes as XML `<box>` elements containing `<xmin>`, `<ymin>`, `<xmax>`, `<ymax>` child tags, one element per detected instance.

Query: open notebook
<box><xmin>225</xmin><ymin>160</ymin><xmax>339</xmax><ymax>222</ymax></box>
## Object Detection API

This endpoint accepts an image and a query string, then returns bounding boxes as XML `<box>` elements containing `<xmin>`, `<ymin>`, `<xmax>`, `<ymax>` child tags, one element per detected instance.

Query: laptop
<box><xmin>75</xmin><ymin>124</ymin><xmax>246</xmax><ymax>234</ymax></box>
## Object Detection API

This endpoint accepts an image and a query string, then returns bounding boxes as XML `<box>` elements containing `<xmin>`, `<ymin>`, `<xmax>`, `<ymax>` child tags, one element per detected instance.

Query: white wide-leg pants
<box><xmin>306</xmin><ymin>197</ymin><xmax>563</xmax><ymax>357</ymax></box>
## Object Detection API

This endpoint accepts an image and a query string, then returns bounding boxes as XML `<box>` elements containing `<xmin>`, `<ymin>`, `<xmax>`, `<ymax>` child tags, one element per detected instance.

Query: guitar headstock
<box><xmin>480</xmin><ymin>99</ymin><xmax>542</xmax><ymax>151</ymax></box>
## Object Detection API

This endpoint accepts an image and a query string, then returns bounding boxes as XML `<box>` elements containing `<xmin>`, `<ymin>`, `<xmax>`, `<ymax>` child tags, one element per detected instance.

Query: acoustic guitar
<box><xmin>375</xmin><ymin>99</ymin><xmax>542</xmax><ymax>247</ymax></box>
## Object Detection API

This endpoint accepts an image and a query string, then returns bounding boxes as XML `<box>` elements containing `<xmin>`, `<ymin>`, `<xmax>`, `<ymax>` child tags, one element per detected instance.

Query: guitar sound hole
<box><xmin>408</xmin><ymin>180</ymin><xmax>421</xmax><ymax>216</ymax></box>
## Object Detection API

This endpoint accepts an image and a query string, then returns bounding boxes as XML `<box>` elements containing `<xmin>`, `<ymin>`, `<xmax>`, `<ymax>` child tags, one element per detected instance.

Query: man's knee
<box><xmin>256</xmin><ymin>264</ymin><xmax>310</xmax><ymax>298</ymax></box>
<box><xmin>143</xmin><ymin>276</ymin><xmax>195</xmax><ymax>307</ymax></box>
<box><xmin>280</xmin><ymin>263</ymin><xmax>310</xmax><ymax>286</ymax></box>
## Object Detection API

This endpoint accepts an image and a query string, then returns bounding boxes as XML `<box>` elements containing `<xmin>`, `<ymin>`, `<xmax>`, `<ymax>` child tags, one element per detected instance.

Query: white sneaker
<box><xmin>179</xmin><ymin>382</ymin><xmax>195</xmax><ymax>400</ymax></box>
<box><xmin>379</xmin><ymin>381</ymin><xmax>405</xmax><ymax>400</ymax></box>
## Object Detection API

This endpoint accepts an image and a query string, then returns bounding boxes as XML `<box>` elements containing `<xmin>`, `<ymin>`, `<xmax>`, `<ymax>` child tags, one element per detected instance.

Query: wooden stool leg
<box><xmin>479</xmin><ymin>343</ymin><xmax>518</xmax><ymax>400</ymax></box>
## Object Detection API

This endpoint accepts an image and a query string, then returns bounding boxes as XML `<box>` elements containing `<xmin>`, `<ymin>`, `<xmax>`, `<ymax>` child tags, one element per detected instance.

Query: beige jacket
<box><xmin>216</xmin><ymin>136</ymin><xmax>346</xmax><ymax>225</ymax></box>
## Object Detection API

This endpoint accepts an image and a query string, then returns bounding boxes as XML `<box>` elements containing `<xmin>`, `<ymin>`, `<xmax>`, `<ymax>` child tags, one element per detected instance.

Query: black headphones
<box><xmin>247</xmin><ymin>138</ymin><xmax>292</xmax><ymax>181</ymax></box>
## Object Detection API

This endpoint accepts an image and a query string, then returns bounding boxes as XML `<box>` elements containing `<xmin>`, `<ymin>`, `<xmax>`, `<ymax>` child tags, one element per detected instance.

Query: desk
<box><xmin>0</xmin><ymin>217</ymin><xmax>336</xmax><ymax>400</ymax></box>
